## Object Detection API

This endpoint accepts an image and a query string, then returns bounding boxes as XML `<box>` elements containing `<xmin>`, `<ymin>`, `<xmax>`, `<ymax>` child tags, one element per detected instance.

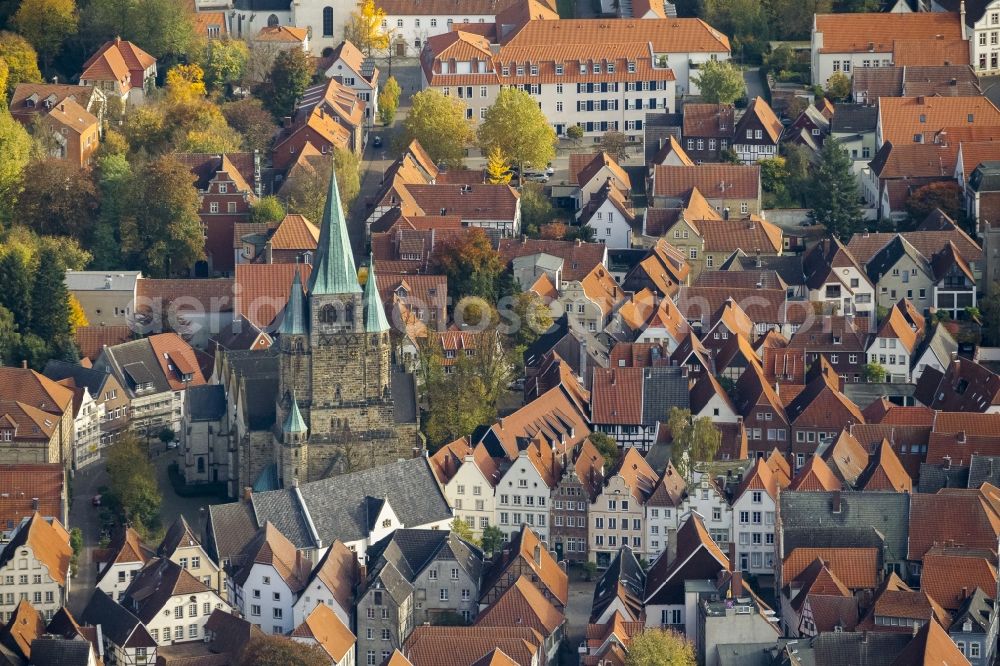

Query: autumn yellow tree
<box><xmin>68</xmin><ymin>295</ymin><xmax>88</xmax><ymax>332</ymax></box>
<box><xmin>344</xmin><ymin>0</ymin><xmax>389</xmax><ymax>56</ymax></box>
<box><xmin>485</xmin><ymin>146</ymin><xmax>511</xmax><ymax>184</ymax></box>
<box><xmin>166</xmin><ymin>63</ymin><xmax>207</xmax><ymax>102</ymax></box>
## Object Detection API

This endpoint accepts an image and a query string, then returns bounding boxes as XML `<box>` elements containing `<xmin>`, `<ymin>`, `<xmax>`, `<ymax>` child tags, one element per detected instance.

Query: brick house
<box><xmin>681</xmin><ymin>104</ymin><xmax>735</xmax><ymax>163</ymax></box>
<box><xmin>785</xmin><ymin>368</ymin><xmax>866</xmax><ymax>469</ymax></box>
<box><xmin>175</xmin><ymin>153</ymin><xmax>261</xmax><ymax>276</ymax></box>
<box><xmin>550</xmin><ymin>438</ymin><xmax>604</xmax><ymax>563</ymax></box>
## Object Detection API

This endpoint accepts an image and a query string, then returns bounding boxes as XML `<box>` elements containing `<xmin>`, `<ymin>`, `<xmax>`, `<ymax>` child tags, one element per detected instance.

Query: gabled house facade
<box><xmin>590</xmin><ymin>448</ymin><xmax>658</xmax><ymax>567</ymax></box>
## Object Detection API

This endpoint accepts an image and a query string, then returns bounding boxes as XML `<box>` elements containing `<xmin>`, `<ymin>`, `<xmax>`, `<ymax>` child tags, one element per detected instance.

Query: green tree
<box><xmin>589</xmin><ymin>432</ymin><xmax>619</xmax><ymax>471</ymax></box>
<box><xmin>809</xmin><ymin>139</ymin><xmax>862</xmax><ymax>239</ymax></box>
<box><xmin>508</xmin><ymin>290</ymin><xmax>553</xmax><ymax>347</ymax></box>
<box><xmin>668</xmin><ymin>407</ymin><xmax>721</xmax><ymax>480</ymax></box>
<box><xmin>982</xmin><ymin>282</ymin><xmax>1000</xmax><ymax>346</ymax></box>
<box><xmin>29</xmin><ymin>245</ymin><xmax>73</xmax><ymax>348</ymax></box>
<box><xmin>283</xmin><ymin>149</ymin><xmax>360</xmax><ymax>223</ymax></box>
<box><xmin>221</xmin><ymin>98</ymin><xmax>277</xmax><ymax>153</ymax></box>
<box><xmin>0</xmin><ymin>32</ymin><xmax>41</xmax><ymax>98</ymax></box>
<box><xmin>480</xmin><ymin>525</ymin><xmax>504</xmax><ymax>557</ymax></box>
<box><xmin>402</xmin><ymin>89</ymin><xmax>475</xmax><ymax>168</ymax></box>
<box><xmin>824</xmin><ymin>71</ymin><xmax>851</xmax><ymax>101</ymax></box>
<box><xmin>265</xmin><ymin>47</ymin><xmax>312</xmax><ymax>119</ymax></box>
<box><xmin>906</xmin><ymin>181</ymin><xmax>963</xmax><ymax>221</ymax></box>
<box><xmin>702</xmin><ymin>0</ymin><xmax>769</xmax><ymax>63</ymax></box>
<box><xmin>0</xmin><ymin>109</ymin><xmax>31</xmax><ymax>222</ymax></box>
<box><xmin>344</xmin><ymin>0</ymin><xmax>389</xmax><ymax>56</ymax></box>
<box><xmin>598</xmin><ymin>131</ymin><xmax>629</xmax><ymax>162</ymax></box>
<box><xmin>377</xmin><ymin>74</ymin><xmax>400</xmax><ymax>125</ymax></box>
<box><xmin>450</xmin><ymin>517</ymin><xmax>476</xmax><ymax>544</ymax></box>
<box><xmin>80</xmin><ymin>0</ymin><xmax>196</xmax><ymax>61</ymax></box>
<box><xmin>18</xmin><ymin>159</ymin><xmax>98</xmax><ymax>238</ymax></box>
<box><xmin>625</xmin><ymin>629</ymin><xmax>696</xmax><ymax>666</ymax></box>
<box><xmin>0</xmin><ymin>305</ymin><xmax>22</xmax><ymax>365</ymax></box>
<box><xmin>519</xmin><ymin>183</ymin><xmax>555</xmax><ymax>236</ymax></box>
<box><xmin>566</xmin><ymin>124</ymin><xmax>584</xmax><ymax>144</ymax></box>
<box><xmin>12</xmin><ymin>0</ymin><xmax>77</xmax><ymax>71</ymax></box>
<box><xmin>123</xmin><ymin>155</ymin><xmax>204</xmax><ymax>276</ymax></box>
<box><xmin>692</xmin><ymin>59</ymin><xmax>746</xmax><ymax>104</ymax></box>
<box><xmin>201</xmin><ymin>38</ymin><xmax>249</xmax><ymax>90</ymax></box>
<box><xmin>759</xmin><ymin>156</ymin><xmax>791</xmax><ymax>207</ymax></box>
<box><xmin>69</xmin><ymin>527</ymin><xmax>82</xmax><ymax>575</ymax></box>
<box><xmin>432</xmin><ymin>227</ymin><xmax>505</xmax><ymax>302</ymax></box>
<box><xmin>250</xmin><ymin>195</ymin><xmax>285</xmax><ymax>224</ymax></box>
<box><xmin>0</xmin><ymin>248</ymin><xmax>33</xmax><ymax>328</ymax></box>
<box><xmin>105</xmin><ymin>433</ymin><xmax>161</xmax><ymax>534</ymax></box>
<box><xmin>90</xmin><ymin>153</ymin><xmax>132</xmax><ymax>269</ymax></box>
<box><xmin>766</xmin><ymin>0</ymin><xmax>830</xmax><ymax>41</ymax></box>
<box><xmin>237</xmin><ymin>634</ymin><xmax>329</xmax><ymax>666</ymax></box>
<box><xmin>477</xmin><ymin>87</ymin><xmax>556</xmax><ymax>177</ymax></box>
<box><xmin>485</xmin><ymin>145</ymin><xmax>511</xmax><ymax>185</ymax></box>
<box><xmin>862</xmin><ymin>362</ymin><xmax>887</xmax><ymax>383</ymax></box>
<box><xmin>782</xmin><ymin>142</ymin><xmax>812</xmax><ymax>206</ymax></box>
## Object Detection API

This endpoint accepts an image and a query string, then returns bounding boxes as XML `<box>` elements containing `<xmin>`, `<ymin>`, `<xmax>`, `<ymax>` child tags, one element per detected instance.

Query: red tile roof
<box><xmin>890</xmin><ymin>617</ymin><xmax>970</xmax><ymax>666</ymax></box>
<box><xmin>920</xmin><ymin>546</ymin><xmax>997</xmax><ymax>610</ymax></box>
<box><xmin>783</xmin><ymin>547</ymin><xmax>881</xmax><ymax>590</ymax></box>
<box><xmin>290</xmin><ymin>603</ymin><xmax>355</xmax><ymax>662</ymax></box>
<box><xmin>235</xmin><ymin>263</ymin><xmax>313</xmax><ymax>329</ymax></box>
<box><xmin>652</xmin><ymin>164</ymin><xmax>760</xmax><ymax>200</ymax></box>
<box><xmin>908</xmin><ymin>484</ymin><xmax>1000</xmax><ymax>561</ymax></box>
<box><xmin>814</xmin><ymin>12</ymin><xmax>963</xmax><ymax>54</ymax></box>
<box><xmin>0</xmin><ymin>465</ymin><xmax>64</xmax><ymax>535</ymax></box>
<box><xmin>788</xmin><ymin>454</ymin><xmax>842</xmax><ymax>491</ymax></box>
<box><xmin>475</xmin><ymin>575</ymin><xmax>564</xmax><ymax>637</ymax></box>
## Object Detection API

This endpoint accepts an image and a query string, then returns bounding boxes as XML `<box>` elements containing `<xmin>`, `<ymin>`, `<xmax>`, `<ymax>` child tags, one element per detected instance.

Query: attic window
<box><xmin>968</xmin><ymin>114</ymin><xmax>974</xmax><ymax>123</ymax></box>
<box><xmin>919</xmin><ymin>114</ymin><xmax>926</xmax><ymax>123</ymax></box>
<box><xmin>956</xmin><ymin>378</ymin><xmax>969</xmax><ymax>394</ymax></box>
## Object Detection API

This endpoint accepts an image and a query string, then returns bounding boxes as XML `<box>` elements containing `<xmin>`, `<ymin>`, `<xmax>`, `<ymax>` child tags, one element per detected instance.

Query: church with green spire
<box><xmin>273</xmin><ymin>171</ymin><xmax>420</xmax><ymax>485</ymax></box>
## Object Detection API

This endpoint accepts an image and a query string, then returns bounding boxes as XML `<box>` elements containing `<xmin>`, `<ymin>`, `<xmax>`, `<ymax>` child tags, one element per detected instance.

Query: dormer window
<box><xmin>530</xmin><ymin>64</ymin><xmax>538</xmax><ymax>76</ymax></box>
<box><xmin>555</xmin><ymin>64</ymin><xmax>563</xmax><ymax>75</ymax></box>
<box><xmin>516</xmin><ymin>66</ymin><xmax>524</xmax><ymax>76</ymax></box>
<box><xmin>627</xmin><ymin>61</ymin><xmax>636</xmax><ymax>73</ymax></box>
<box><xmin>593</xmin><ymin>63</ymin><xmax>601</xmax><ymax>73</ymax></box>
<box><xmin>579</xmin><ymin>63</ymin><xmax>587</xmax><ymax>74</ymax></box>
<box><xmin>607</xmin><ymin>62</ymin><xmax>615</xmax><ymax>73</ymax></box>
<box><xmin>0</xmin><ymin>429</ymin><xmax>11</xmax><ymax>441</ymax></box>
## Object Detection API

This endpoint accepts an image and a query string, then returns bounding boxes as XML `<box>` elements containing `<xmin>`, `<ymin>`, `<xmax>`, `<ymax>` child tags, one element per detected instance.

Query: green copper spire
<box><xmin>364</xmin><ymin>255</ymin><xmax>390</xmax><ymax>333</ymax></box>
<box><xmin>308</xmin><ymin>170</ymin><xmax>361</xmax><ymax>295</ymax></box>
<box><xmin>283</xmin><ymin>392</ymin><xmax>308</xmax><ymax>434</ymax></box>
<box><xmin>278</xmin><ymin>269</ymin><xmax>308</xmax><ymax>335</ymax></box>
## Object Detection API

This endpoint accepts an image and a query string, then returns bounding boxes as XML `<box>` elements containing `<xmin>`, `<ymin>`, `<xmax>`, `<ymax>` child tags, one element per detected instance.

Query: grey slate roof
<box><xmin>718</xmin><ymin>251</ymin><xmax>805</xmax><ymax>287</ymax></box>
<box><xmin>251</xmin><ymin>488</ymin><xmax>314</xmax><ymax>548</ymax></box>
<box><xmin>806</xmin><ymin>632</ymin><xmax>910</xmax><ymax>666</ymax></box>
<box><xmin>250</xmin><ymin>456</ymin><xmax>451</xmax><ymax>549</ymax></box>
<box><xmin>590</xmin><ymin>545</ymin><xmax>645</xmax><ymax>622</ymax></box>
<box><xmin>391</xmin><ymin>371</ymin><xmax>418</xmax><ymax>424</ymax></box>
<box><xmin>365</xmin><ymin>529</ymin><xmax>483</xmax><ymax>588</ymax></box>
<box><xmin>915</xmin><ymin>322</ymin><xmax>958</xmax><ymax>369</ymax></box>
<box><xmin>29</xmin><ymin>637</ymin><xmax>92</xmax><ymax>666</ymax></box>
<box><xmin>968</xmin><ymin>455</ymin><xmax>1000</xmax><ymax>489</ymax></box>
<box><xmin>206</xmin><ymin>501</ymin><xmax>259</xmax><ymax>565</ymax></box>
<box><xmin>830</xmin><ymin>104</ymin><xmax>878</xmax><ymax>134</ymax></box>
<box><xmin>779</xmin><ymin>491</ymin><xmax>909</xmax><ymax>563</ymax></box>
<box><xmin>642</xmin><ymin>366</ymin><xmax>689</xmax><ymax>424</ymax></box>
<box><xmin>81</xmin><ymin>589</ymin><xmax>155</xmax><ymax>649</ymax></box>
<box><xmin>42</xmin><ymin>360</ymin><xmax>112</xmax><ymax>398</ymax></box>
<box><xmin>186</xmin><ymin>385</ymin><xmax>227</xmax><ymax>421</ymax></box>
<box><xmin>98</xmin><ymin>338</ymin><xmax>171</xmax><ymax>396</ymax></box>
<box><xmin>969</xmin><ymin>160</ymin><xmax>1000</xmax><ymax>193</ymax></box>
<box><xmin>916</xmin><ymin>462</ymin><xmax>969</xmax><ymax>493</ymax></box>
<box><xmin>952</xmin><ymin>587</ymin><xmax>995</xmax><ymax>633</ymax></box>
<box><xmin>865</xmin><ymin>236</ymin><xmax>930</xmax><ymax>285</ymax></box>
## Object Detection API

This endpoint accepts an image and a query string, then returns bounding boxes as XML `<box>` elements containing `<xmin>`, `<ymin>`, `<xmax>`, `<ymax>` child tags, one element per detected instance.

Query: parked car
<box><xmin>372</xmin><ymin>135</ymin><xmax>382</xmax><ymax>148</ymax></box>
<box><xmin>545</xmin><ymin>163</ymin><xmax>555</xmax><ymax>175</ymax></box>
<box><xmin>166</xmin><ymin>441</ymin><xmax>179</xmax><ymax>450</ymax></box>
<box><xmin>523</xmin><ymin>171</ymin><xmax>549</xmax><ymax>183</ymax></box>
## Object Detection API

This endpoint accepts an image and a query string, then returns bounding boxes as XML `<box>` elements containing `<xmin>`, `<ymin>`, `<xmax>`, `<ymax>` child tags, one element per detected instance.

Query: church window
<box><xmin>320</xmin><ymin>304</ymin><xmax>338</xmax><ymax>323</ymax></box>
<box><xmin>322</xmin><ymin>7</ymin><xmax>333</xmax><ymax>36</ymax></box>
<box><xmin>267</xmin><ymin>13</ymin><xmax>279</xmax><ymax>26</ymax></box>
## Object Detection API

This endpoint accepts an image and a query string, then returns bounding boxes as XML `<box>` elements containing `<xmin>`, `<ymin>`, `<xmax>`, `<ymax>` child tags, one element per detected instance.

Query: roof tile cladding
<box><xmin>813</xmin><ymin>12</ymin><xmax>963</xmax><ymax>53</ymax></box>
<box><xmin>652</xmin><ymin>164</ymin><xmax>760</xmax><ymax>200</ymax></box>
<box><xmin>877</xmin><ymin>96</ymin><xmax>1000</xmax><ymax>147</ymax></box>
<box><xmin>235</xmin><ymin>263</ymin><xmax>313</xmax><ymax>329</ymax></box>
<box><xmin>0</xmin><ymin>465</ymin><xmax>64</xmax><ymax>532</ymax></box>
<box><xmin>783</xmin><ymin>547</ymin><xmax>881</xmax><ymax>590</ymax></box>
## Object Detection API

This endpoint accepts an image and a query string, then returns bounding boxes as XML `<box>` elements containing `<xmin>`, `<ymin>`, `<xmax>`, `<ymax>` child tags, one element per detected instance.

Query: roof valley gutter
<box><xmin>294</xmin><ymin>484</ymin><xmax>323</xmax><ymax>550</ymax></box>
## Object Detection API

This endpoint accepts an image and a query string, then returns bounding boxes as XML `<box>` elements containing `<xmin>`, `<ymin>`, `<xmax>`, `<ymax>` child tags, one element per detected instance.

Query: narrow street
<box><xmin>66</xmin><ymin>446</ymin><xmax>218</xmax><ymax>616</ymax></box>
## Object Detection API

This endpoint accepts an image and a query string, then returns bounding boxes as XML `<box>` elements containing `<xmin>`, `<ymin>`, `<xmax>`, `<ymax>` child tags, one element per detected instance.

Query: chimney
<box><xmin>960</xmin><ymin>1</ymin><xmax>967</xmax><ymax>41</ymax></box>
<box><xmin>21</xmin><ymin>360</ymin><xmax>27</xmax><ymax>369</ymax></box>
<box><xmin>242</xmin><ymin>486</ymin><xmax>253</xmax><ymax>502</ymax></box>
<box><xmin>831</xmin><ymin>490</ymin><xmax>842</xmax><ymax>514</ymax></box>
<box><xmin>943</xmin><ymin>455</ymin><xmax>952</xmax><ymax>470</ymax></box>
<box><xmin>962</xmin><ymin>586</ymin><xmax>969</xmax><ymax>600</ymax></box>
<box><xmin>731</xmin><ymin>571</ymin><xmax>744</xmax><ymax>598</ymax></box>
<box><xmin>534</xmin><ymin>544</ymin><xmax>542</xmax><ymax>566</ymax></box>
<box><xmin>282</xmin><ymin>116</ymin><xmax>292</xmax><ymax>128</ymax></box>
